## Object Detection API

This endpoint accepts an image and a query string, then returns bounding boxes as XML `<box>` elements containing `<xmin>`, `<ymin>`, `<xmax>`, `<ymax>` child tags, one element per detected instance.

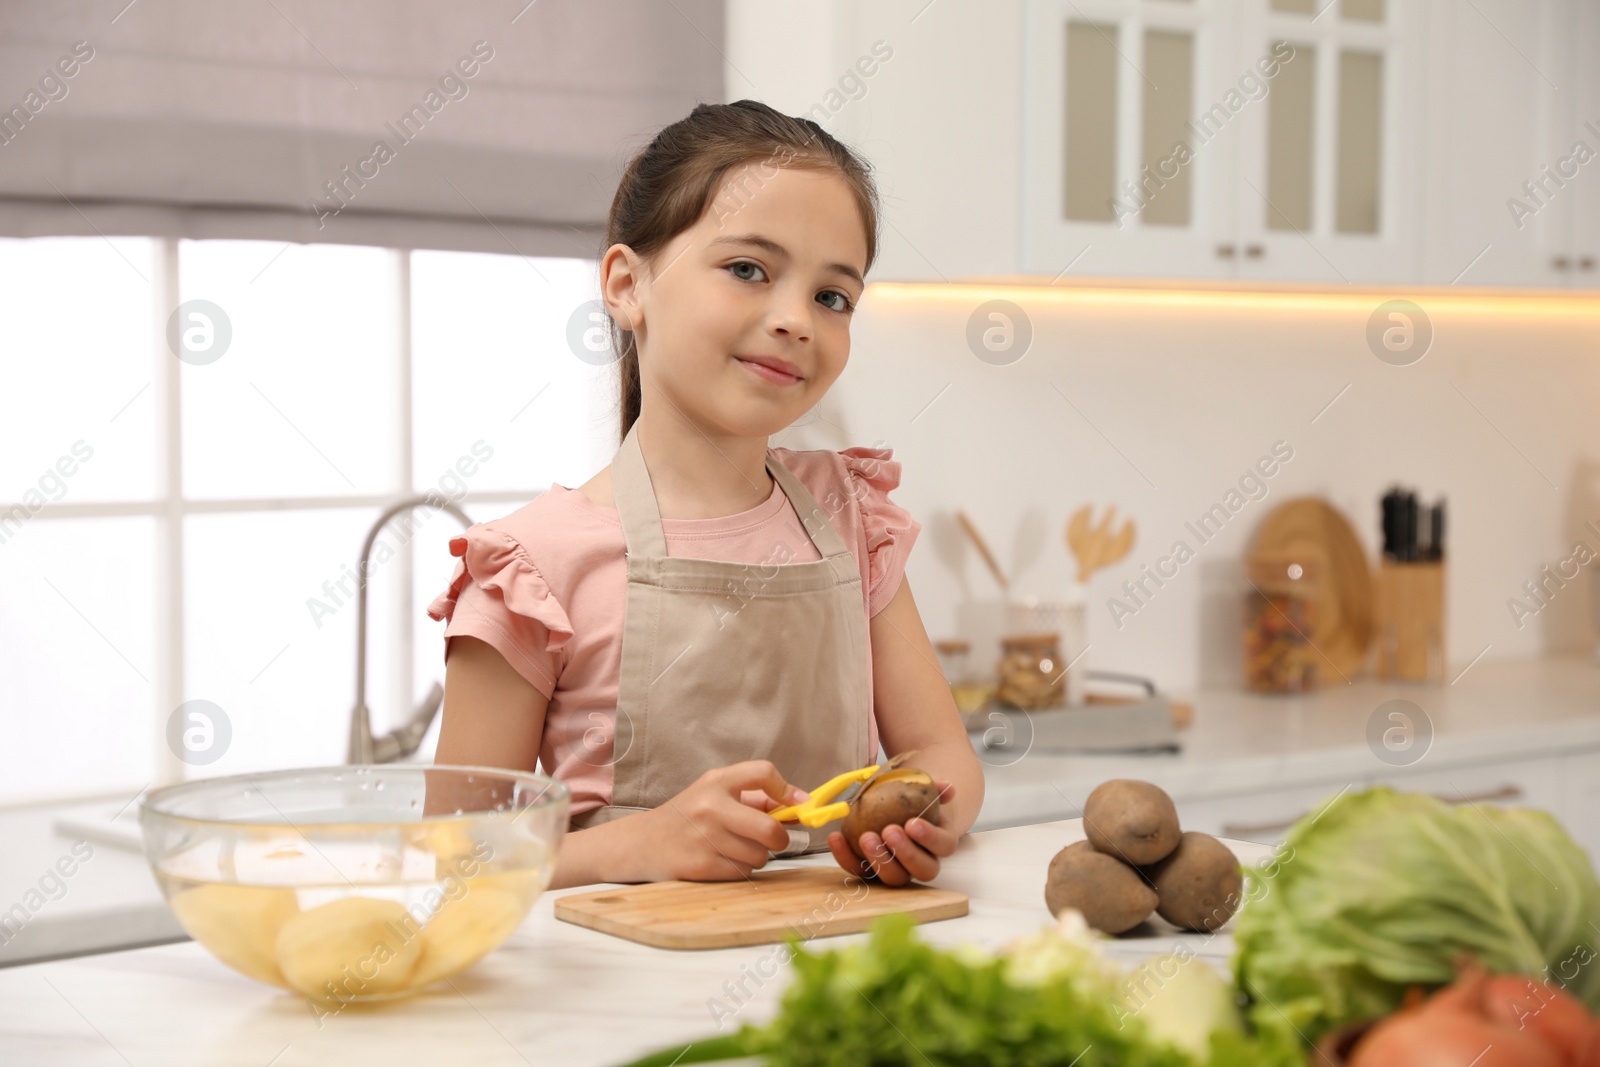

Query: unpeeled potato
<box><xmin>1083</xmin><ymin>779</ymin><xmax>1181</xmax><ymax>866</ymax></box>
<box><xmin>1044</xmin><ymin>840</ymin><xmax>1159</xmax><ymax>934</ymax></box>
<box><xmin>1142</xmin><ymin>831</ymin><xmax>1242</xmax><ymax>933</ymax></box>
<box><xmin>841</xmin><ymin>768</ymin><xmax>942</xmax><ymax>861</ymax></box>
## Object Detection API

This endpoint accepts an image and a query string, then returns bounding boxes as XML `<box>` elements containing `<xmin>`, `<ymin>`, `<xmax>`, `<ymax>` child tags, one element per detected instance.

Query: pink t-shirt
<box><xmin>426</xmin><ymin>444</ymin><xmax>921</xmax><ymax>821</ymax></box>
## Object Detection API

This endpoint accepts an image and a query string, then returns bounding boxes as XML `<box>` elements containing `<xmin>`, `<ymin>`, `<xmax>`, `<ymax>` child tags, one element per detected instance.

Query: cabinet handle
<box><xmin>1581</xmin><ymin>256</ymin><xmax>1596</xmax><ymax>271</ymax></box>
<box><xmin>1245</xmin><ymin>244</ymin><xmax>1265</xmax><ymax>259</ymax></box>
<box><xmin>1216</xmin><ymin>243</ymin><xmax>1237</xmax><ymax>259</ymax></box>
<box><xmin>1219</xmin><ymin>785</ymin><xmax>1526</xmax><ymax>841</ymax></box>
<box><xmin>1221</xmin><ymin>816</ymin><xmax>1304</xmax><ymax>839</ymax></box>
<box><xmin>1554</xmin><ymin>256</ymin><xmax>1572</xmax><ymax>271</ymax></box>
<box><xmin>1445</xmin><ymin>784</ymin><xmax>1525</xmax><ymax>805</ymax></box>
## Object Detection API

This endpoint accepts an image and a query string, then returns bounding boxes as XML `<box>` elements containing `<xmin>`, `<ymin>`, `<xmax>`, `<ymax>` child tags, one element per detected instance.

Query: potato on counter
<box><xmin>1044</xmin><ymin>841</ymin><xmax>1158</xmax><ymax>934</ymax></box>
<box><xmin>1143</xmin><ymin>830</ymin><xmax>1244</xmax><ymax>933</ymax></box>
<box><xmin>1045</xmin><ymin>779</ymin><xmax>1243</xmax><ymax>937</ymax></box>
<box><xmin>1083</xmin><ymin>779</ymin><xmax>1181</xmax><ymax>865</ymax></box>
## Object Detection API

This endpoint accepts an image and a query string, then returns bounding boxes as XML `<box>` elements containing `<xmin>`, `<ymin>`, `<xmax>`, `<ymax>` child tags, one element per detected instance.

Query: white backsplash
<box><xmin>776</xmin><ymin>285</ymin><xmax>1600</xmax><ymax>694</ymax></box>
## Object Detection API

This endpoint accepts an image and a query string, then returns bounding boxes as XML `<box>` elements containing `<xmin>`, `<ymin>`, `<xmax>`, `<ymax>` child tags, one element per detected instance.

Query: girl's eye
<box><xmin>732</xmin><ymin>260</ymin><xmax>857</xmax><ymax>315</ymax></box>
<box><xmin>817</xmin><ymin>290</ymin><xmax>854</xmax><ymax>314</ymax></box>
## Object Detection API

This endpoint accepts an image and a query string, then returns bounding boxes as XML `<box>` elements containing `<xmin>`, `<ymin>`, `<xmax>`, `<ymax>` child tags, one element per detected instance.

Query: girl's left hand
<box><xmin>827</xmin><ymin>781</ymin><xmax>958</xmax><ymax>886</ymax></box>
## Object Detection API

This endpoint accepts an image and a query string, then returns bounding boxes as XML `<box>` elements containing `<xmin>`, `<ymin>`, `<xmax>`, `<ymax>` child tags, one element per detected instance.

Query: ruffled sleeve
<box><xmin>839</xmin><ymin>447</ymin><xmax>923</xmax><ymax>617</ymax></box>
<box><xmin>427</xmin><ymin>522</ymin><xmax>574</xmax><ymax>697</ymax></box>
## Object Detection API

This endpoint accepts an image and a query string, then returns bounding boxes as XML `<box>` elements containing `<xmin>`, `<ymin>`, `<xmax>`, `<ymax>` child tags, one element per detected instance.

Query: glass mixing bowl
<box><xmin>139</xmin><ymin>765</ymin><xmax>569</xmax><ymax>1004</ymax></box>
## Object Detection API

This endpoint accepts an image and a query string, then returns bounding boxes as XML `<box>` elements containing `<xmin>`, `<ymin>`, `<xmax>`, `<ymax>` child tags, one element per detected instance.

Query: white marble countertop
<box><xmin>973</xmin><ymin>655</ymin><xmax>1600</xmax><ymax>830</ymax></box>
<box><xmin>0</xmin><ymin>818</ymin><xmax>1272</xmax><ymax>1067</ymax></box>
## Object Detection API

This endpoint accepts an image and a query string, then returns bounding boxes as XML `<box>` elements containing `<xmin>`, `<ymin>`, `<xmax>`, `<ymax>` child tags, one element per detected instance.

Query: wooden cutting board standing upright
<box><xmin>554</xmin><ymin>867</ymin><xmax>969</xmax><ymax>950</ymax></box>
<box><xmin>1249</xmin><ymin>496</ymin><xmax>1374</xmax><ymax>682</ymax></box>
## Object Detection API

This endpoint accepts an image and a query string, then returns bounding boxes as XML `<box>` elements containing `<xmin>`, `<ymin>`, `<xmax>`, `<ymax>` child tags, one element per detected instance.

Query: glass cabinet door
<box><xmin>1026</xmin><ymin>0</ymin><xmax>1416</xmax><ymax>282</ymax></box>
<box><xmin>1025</xmin><ymin>0</ymin><xmax>1241</xmax><ymax>279</ymax></box>
<box><xmin>1234</xmin><ymin>0</ymin><xmax>1413</xmax><ymax>282</ymax></box>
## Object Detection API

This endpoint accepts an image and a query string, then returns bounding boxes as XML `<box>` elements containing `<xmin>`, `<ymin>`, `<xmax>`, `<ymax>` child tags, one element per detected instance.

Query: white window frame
<box><xmin>2</xmin><ymin>236</ymin><xmax>595</xmax><ymax>802</ymax></box>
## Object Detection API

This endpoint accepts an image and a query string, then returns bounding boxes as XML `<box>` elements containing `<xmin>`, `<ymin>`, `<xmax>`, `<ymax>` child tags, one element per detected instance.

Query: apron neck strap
<box><xmin>613</xmin><ymin>422</ymin><xmax>852</xmax><ymax>560</ymax></box>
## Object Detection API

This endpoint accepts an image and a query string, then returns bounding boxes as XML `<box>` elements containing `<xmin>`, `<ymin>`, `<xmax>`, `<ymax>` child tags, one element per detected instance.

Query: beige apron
<box><xmin>568</xmin><ymin>423</ymin><xmax>873</xmax><ymax>857</ymax></box>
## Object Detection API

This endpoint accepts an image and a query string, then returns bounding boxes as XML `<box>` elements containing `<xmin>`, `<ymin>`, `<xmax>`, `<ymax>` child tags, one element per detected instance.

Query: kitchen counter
<box><xmin>4</xmin><ymin>655</ymin><xmax>1596</xmax><ymax>970</ymax></box>
<box><xmin>0</xmin><ymin>793</ymin><xmax>185</xmax><ymax>968</ymax></box>
<box><xmin>0</xmin><ymin>818</ymin><xmax>1272</xmax><ymax>1067</ymax></box>
<box><xmin>973</xmin><ymin>655</ymin><xmax>1600</xmax><ymax>836</ymax></box>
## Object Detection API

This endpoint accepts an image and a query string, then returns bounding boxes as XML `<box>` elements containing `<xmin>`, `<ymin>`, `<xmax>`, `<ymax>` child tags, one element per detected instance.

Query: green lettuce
<box><xmin>615</xmin><ymin>912</ymin><xmax>1299</xmax><ymax>1067</ymax></box>
<box><xmin>1232</xmin><ymin>785</ymin><xmax>1600</xmax><ymax>1048</ymax></box>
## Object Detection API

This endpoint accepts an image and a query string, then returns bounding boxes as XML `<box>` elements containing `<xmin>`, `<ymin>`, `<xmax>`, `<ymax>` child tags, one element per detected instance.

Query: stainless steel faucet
<box><xmin>348</xmin><ymin>495</ymin><xmax>473</xmax><ymax>763</ymax></box>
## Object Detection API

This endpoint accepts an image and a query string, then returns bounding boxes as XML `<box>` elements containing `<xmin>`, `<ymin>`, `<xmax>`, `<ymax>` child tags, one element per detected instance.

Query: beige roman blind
<box><xmin>0</xmin><ymin>0</ymin><xmax>725</xmax><ymax>255</ymax></box>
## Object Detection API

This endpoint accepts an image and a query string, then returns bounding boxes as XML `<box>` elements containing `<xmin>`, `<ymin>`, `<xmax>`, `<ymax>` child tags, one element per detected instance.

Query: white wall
<box><xmin>725</xmin><ymin>0</ymin><xmax>1024</xmax><ymax>282</ymax></box>
<box><xmin>778</xmin><ymin>285</ymin><xmax>1600</xmax><ymax>693</ymax></box>
<box><xmin>732</xmin><ymin>0</ymin><xmax>1600</xmax><ymax>694</ymax></box>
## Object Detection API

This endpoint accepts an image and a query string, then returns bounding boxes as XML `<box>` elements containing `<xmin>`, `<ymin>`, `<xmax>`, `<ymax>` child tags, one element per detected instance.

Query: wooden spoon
<box><xmin>956</xmin><ymin>510</ymin><xmax>1009</xmax><ymax>591</ymax></box>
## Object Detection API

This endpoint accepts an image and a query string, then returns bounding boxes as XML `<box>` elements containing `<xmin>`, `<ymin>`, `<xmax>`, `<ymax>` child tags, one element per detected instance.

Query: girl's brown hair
<box><xmin>602</xmin><ymin>99</ymin><xmax>881</xmax><ymax>444</ymax></box>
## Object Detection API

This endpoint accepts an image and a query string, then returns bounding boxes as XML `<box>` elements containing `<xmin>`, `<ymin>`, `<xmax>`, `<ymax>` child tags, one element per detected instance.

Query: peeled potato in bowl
<box><xmin>168</xmin><ymin>883</ymin><xmax>299</xmax><ymax>990</ymax></box>
<box><xmin>139</xmin><ymin>765</ymin><xmax>570</xmax><ymax>1003</ymax></box>
<box><xmin>274</xmin><ymin>896</ymin><xmax>424</xmax><ymax>999</ymax></box>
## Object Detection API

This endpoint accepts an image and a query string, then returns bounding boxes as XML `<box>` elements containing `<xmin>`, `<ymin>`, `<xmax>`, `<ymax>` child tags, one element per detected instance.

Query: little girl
<box><xmin>427</xmin><ymin>100</ymin><xmax>983</xmax><ymax>890</ymax></box>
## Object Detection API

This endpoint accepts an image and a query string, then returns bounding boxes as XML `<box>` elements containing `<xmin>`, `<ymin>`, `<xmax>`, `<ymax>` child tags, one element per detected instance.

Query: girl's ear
<box><xmin>600</xmin><ymin>243</ymin><xmax>643</xmax><ymax>330</ymax></box>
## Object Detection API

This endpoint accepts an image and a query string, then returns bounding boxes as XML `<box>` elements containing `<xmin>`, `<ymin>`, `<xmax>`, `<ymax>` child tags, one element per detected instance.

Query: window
<box><xmin>0</xmin><ymin>237</ymin><xmax>608</xmax><ymax>804</ymax></box>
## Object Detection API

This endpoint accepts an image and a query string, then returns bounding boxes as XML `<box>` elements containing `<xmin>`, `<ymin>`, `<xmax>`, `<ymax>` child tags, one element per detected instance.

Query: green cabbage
<box><xmin>1232</xmin><ymin>785</ymin><xmax>1600</xmax><ymax>1048</ymax></box>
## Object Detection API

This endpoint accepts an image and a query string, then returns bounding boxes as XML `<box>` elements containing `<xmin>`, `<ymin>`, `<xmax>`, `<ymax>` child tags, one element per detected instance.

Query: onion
<box><xmin>1349</xmin><ymin>965</ymin><xmax>1566</xmax><ymax>1067</ymax></box>
<box><xmin>1480</xmin><ymin>974</ymin><xmax>1600</xmax><ymax>1067</ymax></box>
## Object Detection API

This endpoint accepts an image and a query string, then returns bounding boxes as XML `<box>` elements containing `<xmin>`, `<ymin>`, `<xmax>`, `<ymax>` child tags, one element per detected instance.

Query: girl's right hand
<box><xmin>630</xmin><ymin>760</ymin><xmax>809</xmax><ymax>882</ymax></box>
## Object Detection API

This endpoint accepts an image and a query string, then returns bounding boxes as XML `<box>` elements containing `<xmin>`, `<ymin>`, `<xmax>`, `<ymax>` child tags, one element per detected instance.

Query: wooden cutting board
<box><xmin>554</xmin><ymin>867</ymin><xmax>969</xmax><ymax>950</ymax></box>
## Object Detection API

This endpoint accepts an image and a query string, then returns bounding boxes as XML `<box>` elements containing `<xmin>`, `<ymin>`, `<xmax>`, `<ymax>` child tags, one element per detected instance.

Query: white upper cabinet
<box><xmin>1233</xmin><ymin>0</ymin><xmax>1415</xmax><ymax>283</ymax></box>
<box><xmin>757</xmin><ymin>0</ymin><xmax>1600</xmax><ymax>288</ymax></box>
<box><xmin>1023</xmin><ymin>0</ymin><xmax>1239</xmax><ymax>279</ymax></box>
<box><xmin>1417</xmin><ymin>0</ymin><xmax>1576</xmax><ymax>286</ymax></box>
<box><xmin>1024</xmin><ymin>0</ymin><xmax>1418</xmax><ymax>283</ymax></box>
<box><xmin>1566</xmin><ymin>0</ymin><xmax>1600</xmax><ymax>287</ymax></box>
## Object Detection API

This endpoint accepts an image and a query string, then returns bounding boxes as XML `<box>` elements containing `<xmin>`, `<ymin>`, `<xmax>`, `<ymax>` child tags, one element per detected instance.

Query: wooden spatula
<box><xmin>1067</xmin><ymin>504</ymin><xmax>1136</xmax><ymax>583</ymax></box>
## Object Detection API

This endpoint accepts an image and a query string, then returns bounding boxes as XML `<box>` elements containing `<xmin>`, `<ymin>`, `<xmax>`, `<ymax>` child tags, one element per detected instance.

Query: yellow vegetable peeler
<box><xmin>767</xmin><ymin>750</ymin><xmax>921</xmax><ymax>828</ymax></box>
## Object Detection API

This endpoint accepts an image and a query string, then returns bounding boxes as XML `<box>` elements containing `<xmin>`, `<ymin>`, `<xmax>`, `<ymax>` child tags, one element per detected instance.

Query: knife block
<box><xmin>1374</xmin><ymin>559</ymin><xmax>1445</xmax><ymax>681</ymax></box>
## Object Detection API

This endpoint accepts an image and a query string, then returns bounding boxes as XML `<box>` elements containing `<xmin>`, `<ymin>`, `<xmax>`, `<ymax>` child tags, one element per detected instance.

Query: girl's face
<box><xmin>608</xmin><ymin>165</ymin><xmax>869</xmax><ymax>439</ymax></box>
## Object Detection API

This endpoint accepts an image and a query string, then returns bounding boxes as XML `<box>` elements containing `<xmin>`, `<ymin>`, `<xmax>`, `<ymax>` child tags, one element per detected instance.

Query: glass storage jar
<box><xmin>1243</xmin><ymin>554</ymin><xmax>1321</xmax><ymax>692</ymax></box>
<box><xmin>935</xmin><ymin>639</ymin><xmax>994</xmax><ymax>715</ymax></box>
<box><xmin>996</xmin><ymin>632</ymin><xmax>1066</xmax><ymax>709</ymax></box>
